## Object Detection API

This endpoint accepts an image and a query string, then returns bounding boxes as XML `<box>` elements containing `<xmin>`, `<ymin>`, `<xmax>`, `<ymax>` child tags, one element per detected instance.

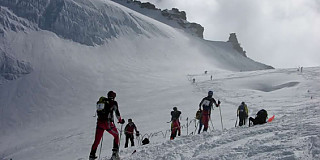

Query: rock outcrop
<box><xmin>227</xmin><ymin>33</ymin><xmax>247</xmax><ymax>57</ymax></box>
<box><xmin>0</xmin><ymin>50</ymin><xmax>33</xmax><ymax>83</ymax></box>
<box><xmin>113</xmin><ymin>0</ymin><xmax>204</xmax><ymax>38</ymax></box>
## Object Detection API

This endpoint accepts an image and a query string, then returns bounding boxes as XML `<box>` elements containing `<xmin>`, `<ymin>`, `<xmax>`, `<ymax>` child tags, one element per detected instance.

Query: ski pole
<box><xmin>119</xmin><ymin>123</ymin><xmax>124</xmax><ymax>150</ymax></box>
<box><xmin>98</xmin><ymin>136</ymin><xmax>103</xmax><ymax>160</ymax></box>
<box><xmin>186</xmin><ymin>117</ymin><xmax>189</xmax><ymax>135</ymax></box>
<box><xmin>219</xmin><ymin>104</ymin><xmax>223</xmax><ymax>131</ymax></box>
<box><xmin>235</xmin><ymin>116</ymin><xmax>238</xmax><ymax>127</ymax></box>
<box><xmin>194</xmin><ymin>120</ymin><xmax>196</xmax><ymax>135</ymax></box>
<box><xmin>209</xmin><ymin>116</ymin><xmax>214</xmax><ymax>131</ymax></box>
<box><xmin>137</xmin><ymin>134</ymin><xmax>141</xmax><ymax>146</ymax></box>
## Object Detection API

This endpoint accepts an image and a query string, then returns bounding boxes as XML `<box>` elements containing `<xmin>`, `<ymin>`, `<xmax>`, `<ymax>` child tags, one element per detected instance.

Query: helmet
<box><xmin>107</xmin><ymin>91</ymin><xmax>116</xmax><ymax>99</ymax></box>
<box><xmin>241</xmin><ymin>102</ymin><xmax>245</xmax><ymax>105</ymax></box>
<box><xmin>173</xmin><ymin>107</ymin><xmax>177</xmax><ymax>111</ymax></box>
<box><xmin>208</xmin><ymin>91</ymin><xmax>213</xmax><ymax>96</ymax></box>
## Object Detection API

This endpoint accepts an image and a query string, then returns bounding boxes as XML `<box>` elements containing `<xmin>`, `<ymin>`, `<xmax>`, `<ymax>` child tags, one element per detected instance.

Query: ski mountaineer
<box><xmin>249</xmin><ymin>109</ymin><xmax>268</xmax><ymax>127</ymax></box>
<box><xmin>237</xmin><ymin>102</ymin><xmax>248</xmax><ymax>126</ymax></box>
<box><xmin>124</xmin><ymin>119</ymin><xmax>139</xmax><ymax>148</ymax></box>
<box><xmin>170</xmin><ymin>107</ymin><xmax>181</xmax><ymax>140</ymax></box>
<box><xmin>89</xmin><ymin>91</ymin><xmax>125</xmax><ymax>160</ymax></box>
<box><xmin>198</xmin><ymin>91</ymin><xmax>220</xmax><ymax>134</ymax></box>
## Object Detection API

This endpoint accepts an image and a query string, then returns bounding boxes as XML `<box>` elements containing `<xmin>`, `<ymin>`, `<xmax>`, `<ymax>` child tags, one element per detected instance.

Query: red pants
<box><xmin>201</xmin><ymin>115</ymin><xmax>209</xmax><ymax>130</ymax></box>
<box><xmin>170</xmin><ymin>120</ymin><xmax>181</xmax><ymax>140</ymax></box>
<box><xmin>91</xmin><ymin>121</ymin><xmax>119</xmax><ymax>152</ymax></box>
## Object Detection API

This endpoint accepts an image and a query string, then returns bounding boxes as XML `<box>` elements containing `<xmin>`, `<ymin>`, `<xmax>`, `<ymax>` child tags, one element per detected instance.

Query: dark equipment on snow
<box><xmin>142</xmin><ymin>138</ymin><xmax>150</xmax><ymax>145</ymax></box>
<box><xmin>249</xmin><ymin>109</ymin><xmax>268</xmax><ymax>127</ymax></box>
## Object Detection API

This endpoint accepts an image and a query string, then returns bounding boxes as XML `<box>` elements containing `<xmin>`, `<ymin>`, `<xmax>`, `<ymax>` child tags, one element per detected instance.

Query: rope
<box><xmin>117</xmin><ymin>117</ymin><xmax>219</xmax><ymax>145</ymax></box>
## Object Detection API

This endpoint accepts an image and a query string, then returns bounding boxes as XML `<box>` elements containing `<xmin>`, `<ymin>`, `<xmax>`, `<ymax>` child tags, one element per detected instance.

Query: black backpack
<box><xmin>96</xmin><ymin>97</ymin><xmax>113</xmax><ymax>120</ymax></box>
<box><xmin>142</xmin><ymin>138</ymin><xmax>149</xmax><ymax>145</ymax></box>
<box><xmin>256</xmin><ymin>109</ymin><xmax>268</xmax><ymax>119</ymax></box>
<box><xmin>238</xmin><ymin>104</ymin><xmax>245</xmax><ymax>113</ymax></box>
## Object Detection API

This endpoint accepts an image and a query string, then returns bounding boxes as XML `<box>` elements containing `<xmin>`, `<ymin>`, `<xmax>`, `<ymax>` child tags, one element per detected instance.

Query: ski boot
<box><xmin>89</xmin><ymin>149</ymin><xmax>97</xmax><ymax>160</ymax></box>
<box><xmin>110</xmin><ymin>149</ymin><xmax>120</xmax><ymax>160</ymax></box>
<box><xmin>89</xmin><ymin>154</ymin><xmax>97</xmax><ymax>160</ymax></box>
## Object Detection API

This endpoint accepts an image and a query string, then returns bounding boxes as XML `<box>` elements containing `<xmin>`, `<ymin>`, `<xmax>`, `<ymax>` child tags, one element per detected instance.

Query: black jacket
<box><xmin>171</xmin><ymin>110</ymin><xmax>181</xmax><ymax>121</ymax></box>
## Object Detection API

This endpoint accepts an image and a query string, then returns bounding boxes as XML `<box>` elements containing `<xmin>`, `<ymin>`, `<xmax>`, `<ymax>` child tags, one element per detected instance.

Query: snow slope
<box><xmin>1</xmin><ymin>66</ymin><xmax>319</xmax><ymax>160</ymax></box>
<box><xmin>121</xmin><ymin>67</ymin><xmax>320</xmax><ymax>160</ymax></box>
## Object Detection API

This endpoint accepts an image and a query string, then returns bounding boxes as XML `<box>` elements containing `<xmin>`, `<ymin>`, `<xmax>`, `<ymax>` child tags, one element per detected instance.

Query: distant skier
<box><xmin>249</xmin><ymin>109</ymin><xmax>268</xmax><ymax>127</ymax></box>
<box><xmin>210</xmin><ymin>75</ymin><xmax>213</xmax><ymax>80</ymax></box>
<box><xmin>170</xmin><ymin>107</ymin><xmax>181</xmax><ymax>140</ymax></box>
<box><xmin>124</xmin><ymin>119</ymin><xmax>139</xmax><ymax>148</ymax></box>
<box><xmin>193</xmin><ymin>78</ymin><xmax>196</xmax><ymax>83</ymax></box>
<box><xmin>89</xmin><ymin>91</ymin><xmax>125</xmax><ymax>160</ymax></box>
<box><xmin>198</xmin><ymin>91</ymin><xmax>220</xmax><ymax>134</ymax></box>
<box><xmin>237</xmin><ymin>102</ymin><xmax>248</xmax><ymax>126</ymax></box>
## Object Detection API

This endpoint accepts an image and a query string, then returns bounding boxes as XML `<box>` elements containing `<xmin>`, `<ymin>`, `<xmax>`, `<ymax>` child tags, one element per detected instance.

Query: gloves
<box><xmin>119</xmin><ymin>119</ymin><xmax>125</xmax><ymax>124</ymax></box>
<box><xmin>136</xmin><ymin>131</ymin><xmax>140</xmax><ymax>137</ymax></box>
<box><xmin>218</xmin><ymin>100</ymin><xmax>221</xmax><ymax>104</ymax></box>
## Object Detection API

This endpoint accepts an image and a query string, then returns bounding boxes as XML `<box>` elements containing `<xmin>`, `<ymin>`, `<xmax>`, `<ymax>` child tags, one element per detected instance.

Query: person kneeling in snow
<box><xmin>249</xmin><ymin>109</ymin><xmax>268</xmax><ymax>127</ymax></box>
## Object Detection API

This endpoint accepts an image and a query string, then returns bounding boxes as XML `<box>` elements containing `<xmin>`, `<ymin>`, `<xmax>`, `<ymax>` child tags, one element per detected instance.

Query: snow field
<box><xmin>120</xmin><ymin>67</ymin><xmax>320</xmax><ymax>160</ymax></box>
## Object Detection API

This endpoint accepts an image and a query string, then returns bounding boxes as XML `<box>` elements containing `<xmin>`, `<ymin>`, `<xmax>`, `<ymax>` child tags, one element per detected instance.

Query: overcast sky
<box><xmin>142</xmin><ymin>0</ymin><xmax>320</xmax><ymax>68</ymax></box>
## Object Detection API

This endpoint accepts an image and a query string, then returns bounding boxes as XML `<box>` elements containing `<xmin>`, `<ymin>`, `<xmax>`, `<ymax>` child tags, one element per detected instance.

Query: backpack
<box><xmin>256</xmin><ymin>109</ymin><xmax>268</xmax><ymax>119</ymax></box>
<box><xmin>196</xmin><ymin>110</ymin><xmax>202</xmax><ymax>120</ymax></box>
<box><xmin>142</xmin><ymin>138</ymin><xmax>149</xmax><ymax>145</ymax></box>
<box><xmin>238</xmin><ymin>104</ymin><xmax>247</xmax><ymax>116</ymax></box>
<box><xmin>96</xmin><ymin>96</ymin><xmax>106</xmax><ymax>111</ymax></box>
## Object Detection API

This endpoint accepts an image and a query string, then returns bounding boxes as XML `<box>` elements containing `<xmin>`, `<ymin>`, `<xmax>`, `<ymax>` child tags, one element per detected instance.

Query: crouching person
<box><xmin>249</xmin><ymin>109</ymin><xmax>268</xmax><ymax>127</ymax></box>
